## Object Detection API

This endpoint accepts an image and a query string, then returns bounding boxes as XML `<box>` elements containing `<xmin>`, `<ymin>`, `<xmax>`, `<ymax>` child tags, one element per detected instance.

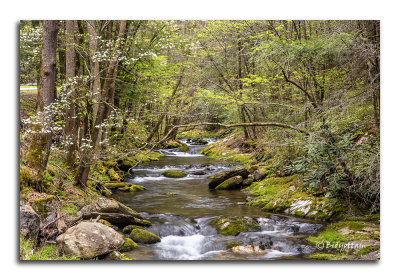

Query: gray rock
<box><xmin>20</xmin><ymin>205</ymin><xmax>40</xmax><ymax>240</ymax></box>
<box><xmin>242</xmin><ymin>175</ymin><xmax>254</xmax><ymax>186</ymax></box>
<box><xmin>77</xmin><ymin>198</ymin><xmax>149</xmax><ymax>227</ymax></box>
<box><xmin>253</xmin><ymin>167</ymin><xmax>269</xmax><ymax>181</ymax></box>
<box><xmin>56</xmin><ymin>221</ymin><xmax>124</xmax><ymax>259</ymax></box>
<box><xmin>103</xmin><ymin>251</ymin><xmax>124</xmax><ymax>260</ymax></box>
<box><xmin>209</xmin><ymin>167</ymin><xmax>249</xmax><ymax>189</ymax></box>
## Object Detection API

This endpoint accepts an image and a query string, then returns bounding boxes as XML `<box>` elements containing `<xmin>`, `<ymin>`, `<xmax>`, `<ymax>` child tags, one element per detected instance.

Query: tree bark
<box><xmin>27</xmin><ymin>20</ymin><xmax>59</xmax><ymax>174</ymax></box>
<box><xmin>65</xmin><ymin>20</ymin><xmax>77</xmax><ymax>168</ymax></box>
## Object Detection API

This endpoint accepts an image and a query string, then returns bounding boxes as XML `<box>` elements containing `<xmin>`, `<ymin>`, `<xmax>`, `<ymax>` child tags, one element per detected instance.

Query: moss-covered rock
<box><xmin>179</xmin><ymin>144</ymin><xmax>189</xmax><ymax>152</ymax></box>
<box><xmin>209</xmin><ymin>217</ymin><xmax>260</xmax><ymax>236</ymax></box>
<box><xmin>209</xmin><ymin>167</ymin><xmax>249</xmax><ymax>189</ymax></box>
<box><xmin>129</xmin><ymin>228</ymin><xmax>161</xmax><ymax>244</ymax></box>
<box><xmin>122</xmin><ymin>224</ymin><xmax>143</xmax><ymax>234</ymax></box>
<box><xmin>99</xmin><ymin>219</ymin><xmax>119</xmax><ymax>231</ymax></box>
<box><xmin>200</xmin><ymin>133</ymin><xmax>253</xmax><ymax>164</ymax></box>
<box><xmin>215</xmin><ymin>176</ymin><xmax>243</xmax><ymax>190</ymax></box>
<box><xmin>104</xmin><ymin>182</ymin><xmax>130</xmax><ymax>190</ymax></box>
<box><xmin>120</xmin><ymin>236</ymin><xmax>138</xmax><ymax>252</ymax></box>
<box><xmin>305</xmin><ymin>220</ymin><xmax>380</xmax><ymax>260</ymax></box>
<box><xmin>244</xmin><ymin>175</ymin><xmax>340</xmax><ymax>221</ymax></box>
<box><xmin>226</xmin><ymin>241</ymin><xmax>243</xmax><ymax>250</ymax></box>
<box><xmin>107</xmin><ymin>168</ymin><xmax>121</xmax><ymax>181</ymax></box>
<box><xmin>32</xmin><ymin>195</ymin><xmax>56</xmax><ymax>219</ymax></box>
<box><xmin>162</xmin><ymin>169</ymin><xmax>187</xmax><ymax>178</ymax></box>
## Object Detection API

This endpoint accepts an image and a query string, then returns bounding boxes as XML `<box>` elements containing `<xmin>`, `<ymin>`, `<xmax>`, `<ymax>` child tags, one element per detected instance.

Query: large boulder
<box><xmin>56</xmin><ymin>221</ymin><xmax>124</xmax><ymax>259</ymax></box>
<box><xmin>20</xmin><ymin>205</ymin><xmax>40</xmax><ymax>240</ymax></box>
<box><xmin>209</xmin><ymin>217</ymin><xmax>260</xmax><ymax>236</ymax></box>
<box><xmin>129</xmin><ymin>228</ymin><xmax>161</xmax><ymax>244</ymax></box>
<box><xmin>209</xmin><ymin>167</ymin><xmax>249</xmax><ymax>189</ymax></box>
<box><xmin>77</xmin><ymin>198</ymin><xmax>151</xmax><ymax>227</ymax></box>
<box><xmin>215</xmin><ymin>176</ymin><xmax>243</xmax><ymax>190</ymax></box>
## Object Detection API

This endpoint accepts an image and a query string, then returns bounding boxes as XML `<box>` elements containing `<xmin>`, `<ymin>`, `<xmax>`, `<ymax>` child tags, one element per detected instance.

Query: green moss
<box><xmin>355</xmin><ymin>245</ymin><xmax>380</xmax><ymax>256</ymax></box>
<box><xmin>129</xmin><ymin>184</ymin><xmax>146</xmax><ymax>192</ymax></box>
<box><xmin>104</xmin><ymin>182</ymin><xmax>130</xmax><ymax>189</ymax></box>
<box><xmin>210</xmin><ymin>217</ymin><xmax>260</xmax><ymax>236</ymax></box>
<box><xmin>20</xmin><ymin>166</ymin><xmax>37</xmax><ymax>189</ymax></box>
<box><xmin>179</xmin><ymin>144</ymin><xmax>189</xmax><ymax>152</ymax></box>
<box><xmin>103</xmin><ymin>161</ymin><xmax>117</xmax><ymax>167</ymax></box>
<box><xmin>20</xmin><ymin>237</ymin><xmax>79</xmax><ymax>260</ymax></box>
<box><xmin>226</xmin><ymin>241</ymin><xmax>243</xmax><ymax>250</ymax></box>
<box><xmin>122</xmin><ymin>225</ymin><xmax>142</xmax><ymax>234</ymax></box>
<box><xmin>308</xmin><ymin>253</ymin><xmax>347</xmax><ymax>260</ymax></box>
<box><xmin>99</xmin><ymin>219</ymin><xmax>119</xmax><ymax>231</ymax></box>
<box><xmin>135</xmin><ymin>151</ymin><xmax>165</xmax><ymax>163</ymax></box>
<box><xmin>107</xmin><ymin>168</ymin><xmax>121</xmax><ymax>181</ymax></box>
<box><xmin>120</xmin><ymin>237</ymin><xmax>138</xmax><ymax>252</ymax></box>
<box><xmin>60</xmin><ymin>203</ymin><xmax>78</xmax><ymax>216</ymax></box>
<box><xmin>129</xmin><ymin>228</ymin><xmax>161</xmax><ymax>244</ymax></box>
<box><xmin>162</xmin><ymin>169</ymin><xmax>187</xmax><ymax>178</ymax></box>
<box><xmin>306</xmin><ymin>230</ymin><xmax>347</xmax><ymax>245</ymax></box>
<box><xmin>215</xmin><ymin>176</ymin><xmax>243</xmax><ymax>190</ymax></box>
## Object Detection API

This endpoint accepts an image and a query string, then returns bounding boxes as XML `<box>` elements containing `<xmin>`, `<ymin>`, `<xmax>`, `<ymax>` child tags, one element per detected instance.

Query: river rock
<box><xmin>162</xmin><ymin>169</ymin><xmax>187</xmax><ymax>178</ymax></box>
<box><xmin>120</xmin><ymin>237</ymin><xmax>138</xmax><ymax>252</ymax></box>
<box><xmin>191</xmin><ymin>138</ymin><xmax>208</xmax><ymax>145</ymax></box>
<box><xmin>77</xmin><ymin>197</ymin><xmax>151</xmax><ymax>227</ymax></box>
<box><xmin>20</xmin><ymin>205</ymin><xmax>41</xmax><ymax>240</ymax></box>
<box><xmin>253</xmin><ymin>167</ymin><xmax>269</xmax><ymax>181</ymax></box>
<box><xmin>103</xmin><ymin>251</ymin><xmax>125</xmax><ymax>260</ymax></box>
<box><xmin>210</xmin><ymin>217</ymin><xmax>261</xmax><ymax>236</ymax></box>
<box><xmin>209</xmin><ymin>167</ymin><xmax>250</xmax><ymax>189</ymax></box>
<box><xmin>242</xmin><ymin>175</ymin><xmax>254</xmax><ymax>186</ymax></box>
<box><xmin>231</xmin><ymin>245</ymin><xmax>264</xmax><ymax>253</ymax></box>
<box><xmin>129</xmin><ymin>228</ymin><xmax>161</xmax><ymax>244</ymax></box>
<box><xmin>56</xmin><ymin>221</ymin><xmax>124</xmax><ymax>259</ymax></box>
<box><xmin>215</xmin><ymin>176</ymin><xmax>243</xmax><ymax>190</ymax></box>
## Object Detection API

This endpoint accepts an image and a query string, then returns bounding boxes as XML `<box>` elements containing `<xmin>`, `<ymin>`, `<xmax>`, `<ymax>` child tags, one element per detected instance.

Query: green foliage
<box><xmin>20</xmin><ymin>237</ymin><xmax>79</xmax><ymax>260</ymax></box>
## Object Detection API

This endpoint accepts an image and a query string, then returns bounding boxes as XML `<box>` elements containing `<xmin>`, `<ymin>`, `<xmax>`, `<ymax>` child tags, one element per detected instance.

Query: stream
<box><xmin>112</xmin><ymin>138</ymin><xmax>323</xmax><ymax>260</ymax></box>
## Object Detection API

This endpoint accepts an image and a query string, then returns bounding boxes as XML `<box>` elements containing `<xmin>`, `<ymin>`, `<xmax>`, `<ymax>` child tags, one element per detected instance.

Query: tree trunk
<box><xmin>65</xmin><ymin>20</ymin><xmax>77</xmax><ymax>168</ymax></box>
<box><xmin>75</xmin><ymin>20</ymin><xmax>127</xmax><ymax>187</ymax></box>
<box><xmin>27</xmin><ymin>20</ymin><xmax>59</xmax><ymax>174</ymax></box>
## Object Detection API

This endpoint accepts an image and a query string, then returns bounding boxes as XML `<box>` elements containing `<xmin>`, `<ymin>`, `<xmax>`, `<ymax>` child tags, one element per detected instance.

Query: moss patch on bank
<box><xmin>244</xmin><ymin>174</ymin><xmax>341</xmax><ymax>221</ymax></box>
<box><xmin>306</xmin><ymin>219</ymin><xmax>380</xmax><ymax>260</ymax></box>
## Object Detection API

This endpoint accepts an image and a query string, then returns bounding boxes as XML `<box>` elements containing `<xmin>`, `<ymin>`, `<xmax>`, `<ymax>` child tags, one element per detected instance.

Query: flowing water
<box><xmin>112</xmin><ymin>138</ymin><xmax>323</xmax><ymax>260</ymax></box>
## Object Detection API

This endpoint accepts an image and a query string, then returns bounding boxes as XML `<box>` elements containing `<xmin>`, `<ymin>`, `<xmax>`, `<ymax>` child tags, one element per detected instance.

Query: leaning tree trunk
<box><xmin>27</xmin><ymin>20</ymin><xmax>59</xmax><ymax>175</ymax></box>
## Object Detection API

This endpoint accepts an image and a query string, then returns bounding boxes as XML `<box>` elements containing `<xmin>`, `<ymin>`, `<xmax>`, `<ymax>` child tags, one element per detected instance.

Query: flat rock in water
<box><xmin>56</xmin><ymin>222</ymin><xmax>124</xmax><ymax>259</ymax></box>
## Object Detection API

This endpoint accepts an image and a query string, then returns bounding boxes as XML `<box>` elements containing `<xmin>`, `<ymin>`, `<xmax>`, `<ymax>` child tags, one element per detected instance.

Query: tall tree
<box><xmin>27</xmin><ymin>20</ymin><xmax>59</xmax><ymax>174</ymax></box>
<box><xmin>65</xmin><ymin>20</ymin><xmax>77</xmax><ymax>167</ymax></box>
